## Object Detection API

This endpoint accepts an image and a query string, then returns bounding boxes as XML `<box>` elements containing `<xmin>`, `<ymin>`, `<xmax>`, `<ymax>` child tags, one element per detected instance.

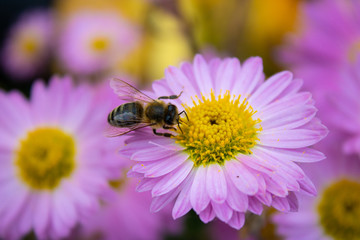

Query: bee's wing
<box><xmin>110</xmin><ymin>78</ymin><xmax>155</xmax><ymax>103</ymax></box>
<box><xmin>104</xmin><ymin>122</ymin><xmax>155</xmax><ymax>137</ymax></box>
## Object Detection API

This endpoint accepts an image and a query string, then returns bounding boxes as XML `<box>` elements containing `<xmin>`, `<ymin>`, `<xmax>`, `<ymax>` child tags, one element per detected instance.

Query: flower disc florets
<box><xmin>318</xmin><ymin>179</ymin><xmax>360</xmax><ymax>240</ymax></box>
<box><xmin>176</xmin><ymin>90</ymin><xmax>261</xmax><ymax>166</ymax></box>
<box><xmin>15</xmin><ymin>127</ymin><xmax>76</xmax><ymax>190</ymax></box>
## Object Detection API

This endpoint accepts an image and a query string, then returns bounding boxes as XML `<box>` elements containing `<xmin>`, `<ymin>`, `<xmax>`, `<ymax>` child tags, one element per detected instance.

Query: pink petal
<box><xmin>0</xmin><ymin>91</ymin><xmax>31</xmax><ymax>137</ymax></box>
<box><xmin>260</xmin><ymin>105</ymin><xmax>317</xmax><ymax>131</ymax></box>
<box><xmin>259</xmin><ymin>129</ymin><xmax>326</xmax><ymax>148</ymax></box>
<box><xmin>272</xmin><ymin>196</ymin><xmax>290</xmax><ymax>212</ymax></box>
<box><xmin>62</xmin><ymin>87</ymin><xmax>92</xmax><ymax>133</ymax></box>
<box><xmin>212</xmin><ymin>201</ymin><xmax>233</xmax><ymax>222</ymax></box>
<box><xmin>63</xmin><ymin>182</ymin><xmax>93</xmax><ymax>210</ymax></box>
<box><xmin>249</xmin><ymin>71</ymin><xmax>292</xmax><ymax>110</ymax></box>
<box><xmin>247</xmin><ymin>197</ymin><xmax>263</xmax><ymax>215</ymax></box>
<box><xmin>240</xmin><ymin>154</ymin><xmax>274</xmax><ymax>175</ymax></box>
<box><xmin>179</xmin><ymin>62</ymin><xmax>198</xmax><ymax>93</ymax></box>
<box><xmin>17</xmin><ymin>194</ymin><xmax>35</xmax><ymax>236</ymax></box>
<box><xmin>127</xmin><ymin>170</ymin><xmax>143</xmax><ymax>178</ymax></box>
<box><xmin>264</xmin><ymin>175</ymin><xmax>288</xmax><ymax>197</ymax></box>
<box><xmin>0</xmin><ymin>184</ymin><xmax>29</xmax><ymax>230</ymax></box>
<box><xmin>255</xmin><ymin>92</ymin><xmax>312</xmax><ymax>120</ymax></box>
<box><xmin>287</xmin><ymin>192</ymin><xmax>299</xmax><ymax>212</ymax></box>
<box><xmin>193</xmin><ymin>54</ymin><xmax>213</xmax><ymax>94</ymax></box>
<box><xmin>52</xmin><ymin>199</ymin><xmax>71</xmax><ymax>238</ymax></box>
<box><xmin>0</xmin><ymin>131</ymin><xmax>18</xmax><ymax>150</ymax></box>
<box><xmin>136</xmin><ymin>178</ymin><xmax>160</xmax><ymax>192</ymax></box>
<box><xmin>277</xmin><ymin>78</ymin><xmax>303</xmax><ymax>98</ymax></box>
<box><xmin>54</xmin><ymin>190</ymin><xmax>77</xmax><ymax>229</ymax></box>
<box><xmin>252</xmin><ymin>147</ymin><xmax>305</xmax><ymax>179</ymax></box>
<box><xmin>199</xmin><ymin>204</ymin><xmax>216</xmax><ymax>223</ymax></box>
<box><xmin>225</xmin><ymin>174</ymin><xmax>248</xmax><ymax>212</ymax></box>
<box><xmin>214</xmin><ymin>58</ymin><xmax>241</xmax><ymax>95</ymax></box>
<box><xmin>131</xmin><ymin>146</ymin><xmax>178</xmax><ymax>162</ymax></box>
<box><xmin>298</xmin><ymin>175</ymin><xmax>317</xmax><ymax>196</ymax></box>
<box><xmin>190</xmin><ymin>165</ymin><xmax>210</xmax><ymax>213</ymax></box>
<box><xmin>33</xmin><ymin>194</ymin><xmax>51</xmax><ymax>238</ymax></box>
<box><xmin>255</xmin><ymin>172</ymin><xmax>266</xmax><ymax>195</ymax></box>
<box><xmin>165</xmin><ymin>66</ymin><xmax>198</xmax><ymax>103</ymax></box>
<box><xmin>206</xmin><ymin>164</ymin><xmax>227</xmax><ymax>203</ymax></box>
<box><xmin>151</xmin><ymin>160</ymin><xmax>193</xmax><ymax>196</ymax></box>
<box><xmin>225</xmin><ymin>160</ymin><xmax>258</xmax><ymax>195</ymax></box>
<box><xmin>227</xmin><ymin>212</ymin><xmax>245</xmax><ymax>229</ymax></box>
<box><xmin>257</xmin><ymin>146</ymin><xmax>325</xmax><ymax>163</ymax></box>
<box><xmin>144</xmin><ymin>153</ymin><xmax>188</xmax><ymax>178</ymax></box>
<box><xmin>172</xmin><ymin>171</ymin><xmax>195</xmax><ymax>219</ymax></box>
<box><xmin>150</xmin><ymin>187</ymin><xmax>180</xmax><ymax>213</ymax></box>
<box><xmin>234</xmin><ymin>57</ymin><xmax>264</xmax><ymax>96</ymax></box>
<box><xmin>255</xmin><ymin>192</ymin><xmax>272</xmax><ymax>206</ymax></box>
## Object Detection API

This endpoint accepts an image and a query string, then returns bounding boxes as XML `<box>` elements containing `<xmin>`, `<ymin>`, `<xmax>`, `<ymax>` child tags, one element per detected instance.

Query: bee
<box><xmin>106</xmin><ymin>78</ymin><xmax>187</xmax><ymax>138</ymax></box>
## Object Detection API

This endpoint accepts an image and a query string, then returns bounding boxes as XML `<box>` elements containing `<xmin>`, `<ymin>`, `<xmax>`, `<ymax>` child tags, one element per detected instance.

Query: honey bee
<box><xmin>106</xmin><ymin>78</ymin><xmax>187</xmax><ymax>137</ymax></box>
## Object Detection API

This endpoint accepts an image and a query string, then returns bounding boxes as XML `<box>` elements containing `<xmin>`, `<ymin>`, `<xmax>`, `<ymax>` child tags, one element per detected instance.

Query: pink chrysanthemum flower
<box><xmin>1</xmin><ymin>9</ymin><xmax>53</xmax><ymax>80</ymax></box>
<box><xmin>273</xmin><ymin>153</ymin><xmax>360</xmax><ymax>240</ymax></box>
<box><xmin>0</xmin><ymin>76</ymin><xmax>123</xmax><ymax>239</ymax></box>
<box><xmin>75</xmin><ymin>179</ymin><xmax>178</xmax><ymax>240</ymax></box>
<box><xmin>57</xmin><ymin>10</ymin><xmax>140</xmax><ymax>76</ymax></box>
<box><xmin>328</xmin><ymin>57</ymin><xmax>360</xmax><ymax>156</ymax></box>
<box><xmin>279</xmin><ymin>0</ymin><xmax>360</xmax><ymax>107</ymax></box>
<box><xmin>118</xmin><ymin>54</ymin><xmax>328</xmax><ymax>229</ymax></box>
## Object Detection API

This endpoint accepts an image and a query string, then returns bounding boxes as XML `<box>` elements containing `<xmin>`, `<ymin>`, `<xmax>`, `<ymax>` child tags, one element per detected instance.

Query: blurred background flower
<box><xmin>1</xmin><ymin>0</ymin><xmax>359</xmax><ymax>239</ymax></box>
<box><xmin>278</xmin><ymin>0</ymin><xmax>360</xmax><ymax>115</ymax></box>
<box><xmin>273</xmin><ymin>149</ymin><xmax>360</xmax><ymax>240</ymax></box>
<box><xmin>56</xmin><ymin>10</ymin><xmax>141</xmax><ymax>77</ymax></box>
<box><xmin>71</xmin><ymin>179</ymin><xmax>180</xmax><ymax>240</ymax></box>
<box><xmin>1</xmin><ymin>9</ymin><xmax>53</xmax><ymax>81</ymax></box>
<box><xmin>0</xmin><ymin>76</ymin><xmax>125</xmax><ymax>239</ymax></box>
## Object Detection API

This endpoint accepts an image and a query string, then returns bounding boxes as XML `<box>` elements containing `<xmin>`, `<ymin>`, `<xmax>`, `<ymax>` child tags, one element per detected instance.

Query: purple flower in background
<box><xmin>278</xmin><ymin>0</ymin><xmax>360</xmax><ymax>108</ymax></box>
<box><xmin>0</xmin><ymin>76</ymin><xmax>124</xmax><ymax>239</ymax></box>
<box><xmin>118</xmin><ymin>54</ymin><xmax>328</xmax><ymax>229</ymax></box>
<box><xmin>1</xmin><ymin>9</ymin><xmax>53</xmax><ymax>80</ymax></box>
<box><xmin>76</xmin><ymin>179</ymin><xmax>179</xmax><ymax>240</ymax></box>
<box><xmin>57</xmin><ymin>10</ymin><xmax>141</xmax><ymax>76</ymax></box>
<box><xmin>273</xmin><ymin>153</ymin><xmax>360</xmax><ymax>240</ymax></box>
<box><xmin>327</xmin><ymin>57</ymin><xmax>360</xmax><ymax>156</ymax></box>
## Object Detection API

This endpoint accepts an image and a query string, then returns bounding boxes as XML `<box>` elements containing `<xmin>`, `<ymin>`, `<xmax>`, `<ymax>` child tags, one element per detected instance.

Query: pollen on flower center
<box><xmin>175</xmin><ymin>90</ymin><xmax>261</xmax><ymax>166</ymax></box>
<box><xmin>91</xmin><ymin>37</ymin><xmax>110</xmax><ymax>52</ymax></box>
<box><xmin>15</xmin><ymin>127</ymin><xmax>76</xmax><ymax>190</ymax></box>
<box><xmin>317</xmin><ymin>179</ymin><xmax>360</xmax><ymax>240</ymax></box>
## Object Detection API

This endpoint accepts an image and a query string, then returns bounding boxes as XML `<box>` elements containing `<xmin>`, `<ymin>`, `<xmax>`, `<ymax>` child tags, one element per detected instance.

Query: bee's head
<box><xmin>165</xmin><ymin>104</ymin><xmax>179</xmax><ymax>125</ymax></box>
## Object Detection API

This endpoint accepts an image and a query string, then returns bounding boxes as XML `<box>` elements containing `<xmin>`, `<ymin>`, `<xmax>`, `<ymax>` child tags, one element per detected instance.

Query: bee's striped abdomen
<box><xmin>108</xmin><ymin>102</ymin><xmax>144</xmax><ymax>127</ymax></box>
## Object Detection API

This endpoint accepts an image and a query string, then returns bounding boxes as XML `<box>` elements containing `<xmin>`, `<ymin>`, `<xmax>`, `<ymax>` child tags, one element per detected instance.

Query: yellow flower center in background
<box><xmin>91</xmin><ymin>37</ymin><xmax>110</xmax><ymax>52</ymax></box>
<box><xmin>20</xmin><ymin>37</ymin><xmax>39</xmax><ymax>56</ymax></box>
<box><xmin>176</xmin><ymin>90</ymin><xmax>261</xmax><ymax>166</ymax></box>
<box><xmin>317</xmin><ymin>179</ymin><xmax>360</xmax><ymax>240</ymax></box>
<box><xmin>15</xmin><ymin>128</ymin><xmax>76</xmax><ymax>190</ymax></box>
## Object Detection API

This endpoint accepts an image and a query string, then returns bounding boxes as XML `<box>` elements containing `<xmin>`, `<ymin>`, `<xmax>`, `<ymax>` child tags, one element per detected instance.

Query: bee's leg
<box><xmin>153</xmin><ymin>129</ymin><xmax>174</xmax><ymax>138</ymax></box>
<box><xmin>163</xmin><ymin>125</ymin><xmax>177</xmax><ymax>131</ymax></box>
<box><xmin>158</xmin><ymin>91</ymin><xmax>183</xmax><ymax>100</ymax></box>
<box><xmin>177</xmin><ymin>122</ymin><xmax>183</xmax><ymax>134</ymax></box>
<box><xmin>178</xmin><ymin>110</ymin><xmax>189</xmax><ymax>121</ymax></box>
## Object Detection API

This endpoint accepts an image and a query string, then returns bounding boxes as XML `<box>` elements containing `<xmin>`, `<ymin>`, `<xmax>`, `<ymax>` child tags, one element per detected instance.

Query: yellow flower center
<box><xmin>91</xmin><ymin>37</ymin><xmax>110</xmax><ymax>52</ymax></box>
<box><xmin>20</xmin><ymin>37</ymin><xmax>39</xmax><ymax>56</ymax></box>
<box><xmin>175</xmin><ymin>90</ymin><xmax>261</xmax><ymax>166</ymax></box>
<box><xmin>317</xmin><ymin>179</ymin><xmax>360</xmax><ymax>240</ymax></box>
<box><xmin>15</xmin><ymin>128</ymin><xmax>76</xmax><ymax>190</ymax></box>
